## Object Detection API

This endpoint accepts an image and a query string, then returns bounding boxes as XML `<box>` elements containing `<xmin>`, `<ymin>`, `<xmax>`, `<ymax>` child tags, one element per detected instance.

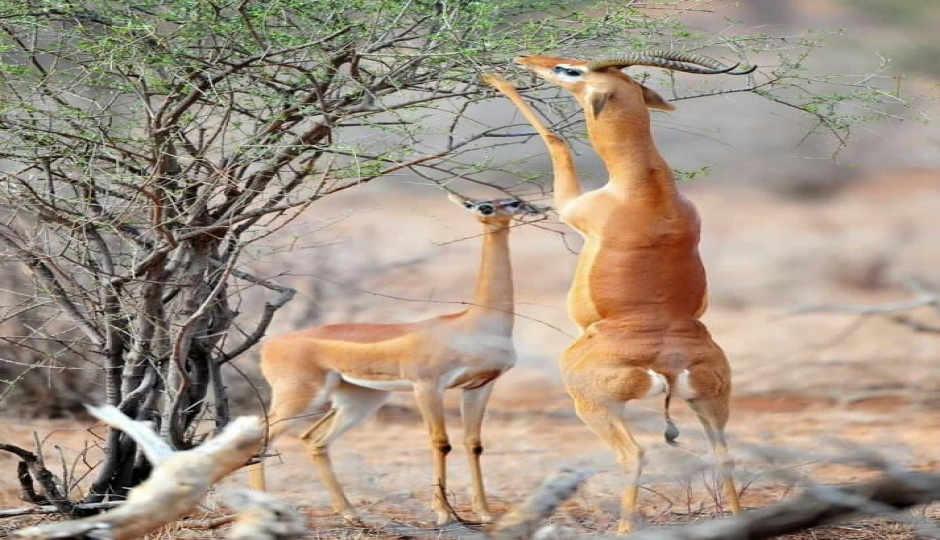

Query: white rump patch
<box><xmin>674</xmin><ymin>369</ymin><xmax>698</xmax><ymax>399</ymax></box>
<box><xmin>643</xmin><ymin>369</ymin><xmax>669</xmax><ymax>398</ymax></box>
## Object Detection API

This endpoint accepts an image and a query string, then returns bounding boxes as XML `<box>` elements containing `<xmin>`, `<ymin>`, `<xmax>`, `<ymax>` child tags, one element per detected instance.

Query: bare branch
<box><xmin>482</xmin><ymin>469</ymin><xmax>940</xmax><ymax>540</ymax></box>
<box><xmin>0</xmin><ymin>502</ymin><xmax>122</xmax><ymax>519</ymax></box>
<box><xmin>0</xmin><ymin>228</ymin><xmax>104</xmax><ymax>347</ymax></box>
<box><xmin>790</xmin><ymin>294</ymin><xmax>937</xmax><ymax>315</ymax></box>
<box><xmin>220</xmin><ymin>268</ymin><xmax>297</xmax><ymax>364</ymax></box>
<box><xmin>0</xmin><ymin>444</ymin><xmax>75</xmax><ymax>516</ymax></box>
<box><xmin>789</xmin><ymin>278</ymin><xmax>939</xmax><ymax>322</ymax></box>
<box><xmin>11</xmin><ymin>406</ymin><xmax>264</xmax><ymax>540</ymax></box>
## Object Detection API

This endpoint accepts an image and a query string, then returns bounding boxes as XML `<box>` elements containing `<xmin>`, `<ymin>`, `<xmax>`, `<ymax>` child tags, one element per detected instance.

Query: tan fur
<box><xmin>484</xmin><ymin>58</ymin><xmax>741</xmax><ymax>532</ymax></box>
<box><xmin>247</xmin><ymin>196</ymin><xmax>532</xmax><ymax>526</ymax></box>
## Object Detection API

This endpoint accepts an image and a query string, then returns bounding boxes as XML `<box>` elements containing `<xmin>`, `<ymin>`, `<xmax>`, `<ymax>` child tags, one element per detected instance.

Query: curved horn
<box><xmin>587</xmin><ymin>51</ymin><xmax>756</xmax><ymax>75</ymax></box>
<box><xmin>649</xmin><ymin>50</ymin><xmax>757</xmax><ymax>75</ymax></box>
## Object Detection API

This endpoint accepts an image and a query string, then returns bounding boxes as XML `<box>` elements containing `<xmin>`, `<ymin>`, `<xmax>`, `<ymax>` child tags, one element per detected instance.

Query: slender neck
<box><xmin>469</xmin><ymin>224</ymin><xmax>514</xmax><ymax>323</ymax></box>
<box><xmin>578</xmin><ymin>94</ymin><xmax>677</xmax><ymax>199</ymax></box>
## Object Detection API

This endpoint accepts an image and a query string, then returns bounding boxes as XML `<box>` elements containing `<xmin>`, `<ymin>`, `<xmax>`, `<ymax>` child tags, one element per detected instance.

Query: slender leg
<box><xmin>248</xmin><ymin>375</ymin><xmax>336</xmax><ymax>491</ymax></box>
<box><xmin>460</xmin><ymin>382</ymin><xmax>496</xmax><ymax>523</ymax></box>
<box><xmin>481</xmin><ymin>73</ymin><xmax>583</xmax><ymax>210</ymax></box>
<box><xmin>248</xmin><ymin>408</ymin><xmax>311</xmax><ymax>491</ymax></box>
<box><xmin>572</xmin><ymin>399</ymin><xmax>646</xmax><ymax>533</ymax></box>
<box><xmin>246</xmin><ymin>462</ymin><xmax>266</xmax><ymax>491</ymax></box>
<box><xmin>301</xmin><ymin>383</ymin><xmax>390</xmax><ymax>524</ymax></box>
<box><xmin>686</xmin><ymin>396</ymin><xmax>741</xmax><ymax>515</ymax></box>
<box><xmin>413</xmin><ymin>382</ymin><xmax>453</xmax><ymax>525</ymax></box>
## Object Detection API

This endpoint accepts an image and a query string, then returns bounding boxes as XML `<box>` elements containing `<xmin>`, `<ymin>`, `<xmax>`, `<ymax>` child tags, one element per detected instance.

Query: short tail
<box><xmin>663</xmin><ymin>389</ymin><xmax>680</xmax><ymax>446</ymax></box>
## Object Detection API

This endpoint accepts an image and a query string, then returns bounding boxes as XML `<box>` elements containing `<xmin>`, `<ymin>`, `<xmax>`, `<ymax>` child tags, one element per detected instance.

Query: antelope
<box><xmin>483</xmin><ymin>51</ymin><xmax>754</xmax><ymax>531</ymax></box>
<box><xmin>247</xmin><ymin>193</ymin><xmax>544</xmax><ymax>526</ymax></box>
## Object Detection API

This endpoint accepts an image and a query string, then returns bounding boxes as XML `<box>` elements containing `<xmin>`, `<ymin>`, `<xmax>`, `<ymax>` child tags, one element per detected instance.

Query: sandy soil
<box><xmin>1</xmin><ymin>170</ymin><xmax>939</xmax><ymax>539</ymax></box>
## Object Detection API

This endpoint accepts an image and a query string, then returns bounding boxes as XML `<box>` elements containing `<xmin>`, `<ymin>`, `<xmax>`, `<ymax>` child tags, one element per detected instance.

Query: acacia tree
<box><xmin>0</xmin><ymin>0</ymin><xmax>906</xmax><ymax>505</ymax></box>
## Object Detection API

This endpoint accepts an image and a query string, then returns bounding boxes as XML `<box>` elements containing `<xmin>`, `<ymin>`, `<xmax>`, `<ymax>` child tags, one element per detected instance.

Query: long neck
<box><xmin>469</xmin><ymin>225</ymin><xmax>514</xmax><ymax>325</ymax></box>
<box><xmin>578</xmin><ymin>94</ymin><xmax>677</xmax><ymax>200</ymax></box>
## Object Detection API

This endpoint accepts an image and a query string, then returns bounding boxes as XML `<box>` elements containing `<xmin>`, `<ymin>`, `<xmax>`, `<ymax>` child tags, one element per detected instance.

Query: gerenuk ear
<box><xmin>640</xmin><ymin>83</ymin><xmax>675</xmax><ymax>111</ymax></box>
<box><xmin>585</xmin><ymin>88</ymin><xmax>611</xmax><ymax>120</ymax></box>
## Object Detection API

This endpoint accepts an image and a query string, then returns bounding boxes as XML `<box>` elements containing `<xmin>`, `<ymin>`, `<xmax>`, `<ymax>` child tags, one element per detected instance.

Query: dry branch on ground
<box><xmin>7</xmin><ymin>405</ymin><xmax>301</xmax><ymax>540</ymax></box>
<box><xmin>485</xmin><ymin>469</ymin><xmax>592</xmax><ymax>540</ymax></box>
<box><xmin>220</xmin><ymin>489</ymin><xmax>307</xmax><ymax>540</ymax></box>
<box><xmin>483</xmin><ymin>468</ymin><xmax>940</xmax><ymax>540</ymax></box>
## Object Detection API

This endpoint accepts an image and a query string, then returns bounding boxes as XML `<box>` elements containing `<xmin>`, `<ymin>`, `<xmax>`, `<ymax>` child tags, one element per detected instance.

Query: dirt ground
<box><xmin>1</xmin><ymin>169</ymin><xmax>939</xmax><ymax>539</ymax></box>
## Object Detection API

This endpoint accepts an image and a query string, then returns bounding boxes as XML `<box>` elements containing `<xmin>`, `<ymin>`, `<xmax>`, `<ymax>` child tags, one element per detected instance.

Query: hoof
<box><xmin>617</xmin><ymin>514</ymin><xmax>644</xmax><ymax>534</ymax></box>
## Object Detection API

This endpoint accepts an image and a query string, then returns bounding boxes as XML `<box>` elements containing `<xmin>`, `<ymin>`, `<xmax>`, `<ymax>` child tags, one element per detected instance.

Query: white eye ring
<box><xmin>552</xmin><ymin>65</ymin><xmax>583</xmax><ymax>78</ymax></box>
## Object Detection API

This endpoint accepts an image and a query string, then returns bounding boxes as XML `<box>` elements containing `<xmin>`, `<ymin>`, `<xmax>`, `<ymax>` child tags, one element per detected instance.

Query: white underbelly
<box><xmin>340</xmin><ymin>374</ymin><xmax>412</xmax><ymax>391</ymax></box>
<box><xmin>439</xmin><ymin>366</ymin><xmax>471</xmax><ymax>390</ymax></box>
<box><xmin>339</xmin><ymin>366</ymin><xmax>485</xmax><ymax>392</ymax></box>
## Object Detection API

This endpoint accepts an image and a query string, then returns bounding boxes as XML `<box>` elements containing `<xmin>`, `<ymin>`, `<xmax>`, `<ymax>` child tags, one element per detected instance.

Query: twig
<box><xmin>789</xmin><ymin>277</ymin><xmax>938</xmax><ymax>316</ymax></box>
<box><xmin>889</xmin><ymin>314</ymin><xmax>940</xmax><ymax>335</ymax></box>
<box><xmin>789</xmin><ymin>294</ymin><xmax>936</xmax><ymax>316</ymax></box>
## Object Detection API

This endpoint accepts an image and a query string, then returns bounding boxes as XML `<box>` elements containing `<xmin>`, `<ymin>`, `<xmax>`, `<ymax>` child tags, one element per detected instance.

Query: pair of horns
<box><xmin>586</xmin><ymin>50</ymin><xmax>756</xmax><ymax>75</ymax></box>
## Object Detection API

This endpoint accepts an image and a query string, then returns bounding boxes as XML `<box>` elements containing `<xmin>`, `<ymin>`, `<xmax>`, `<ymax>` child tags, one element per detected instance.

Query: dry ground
<box><xmin>1</xmin><ymin>170</ymin><xmax>939</xmax><ymax>539</ymax></box>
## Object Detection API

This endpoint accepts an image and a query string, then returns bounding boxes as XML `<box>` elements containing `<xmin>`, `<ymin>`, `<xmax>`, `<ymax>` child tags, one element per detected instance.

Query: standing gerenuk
<box><xmin>484</xmin><ymin>51</ymin><xmax>755</xmax><ymax>532</ymax></box>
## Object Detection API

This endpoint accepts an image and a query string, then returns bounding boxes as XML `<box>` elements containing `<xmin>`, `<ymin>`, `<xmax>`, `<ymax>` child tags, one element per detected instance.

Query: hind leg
<box><xmin>686</xmin><ymin>394</ymin><xmax>741</xmax><ymax>514</ymax></box>
<box><xmin>572</xmin><ymin>397</ymin><xmax>647</xmax><ymax>533</ymax></box>
<box><xmin>301</xmin><ymin>382</ymin><xmax>390</xmax><ymax>524</ymax></box>
<box><xmin>564</xmin><ymin>365</ymin><xmax>665</xmax><ymax>533</ymax></box>
<box><xmin>248</xmin><ymin>372</ymin><xmax>340</xmax><ymax>491</ymax></box>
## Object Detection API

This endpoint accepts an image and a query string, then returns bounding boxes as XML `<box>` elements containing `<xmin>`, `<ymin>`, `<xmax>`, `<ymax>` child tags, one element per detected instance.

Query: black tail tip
<box><xmin>664</xmin><ymin>420</ymin><xmax>680</xmax><ymax>446</ymax></box>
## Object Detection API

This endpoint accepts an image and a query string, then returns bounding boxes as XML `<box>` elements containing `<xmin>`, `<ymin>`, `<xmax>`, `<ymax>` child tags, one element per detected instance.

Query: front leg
<box><xmin>413</xmin><ymin>382</ymin><xmax>455</xmax><ymax>525</ymax></box>
<box><xmin>460</xmin><ymin>383</ymin><xmax>496</xmax><ymax>523</ymax></box>
<box><xmin>482</xmin><ymin>73</ymin><xmax>583</xmax><ymax>211</ymax></box>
